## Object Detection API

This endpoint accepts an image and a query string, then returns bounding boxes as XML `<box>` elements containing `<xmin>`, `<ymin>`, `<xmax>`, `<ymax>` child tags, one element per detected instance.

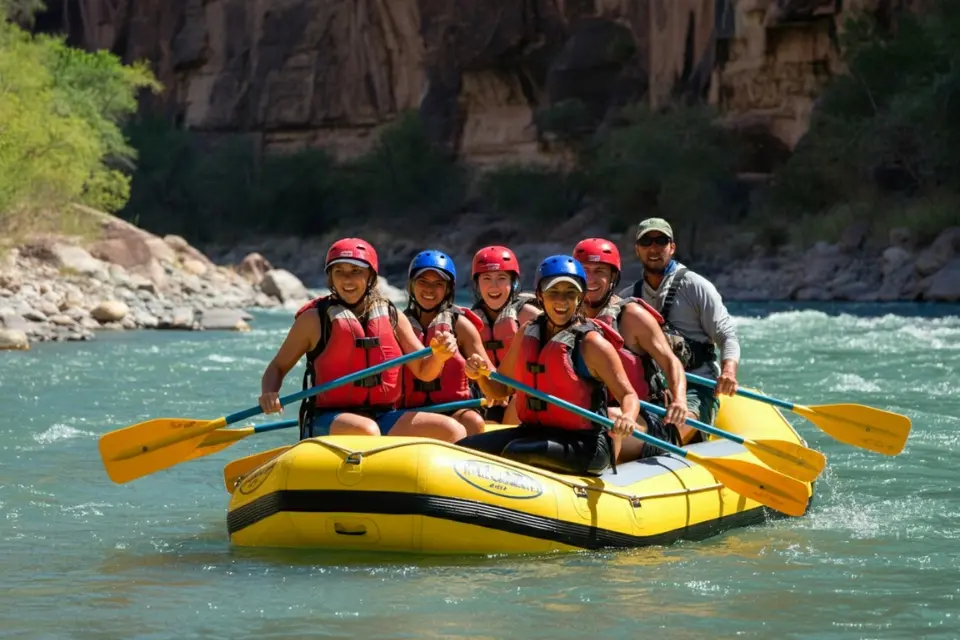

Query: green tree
<box><xmin>586</xmin><ymin>105</ymin><xmax>741</xmax><ymax>229</ymax></box>
<box><xmin>0</xmin><ymin>17</ymin><xmax>159</xmax><ymax>221</ymax></box>
<box><xmin>341</xmin><ymin>111</ymin><xmax>467</xmax><ymax>222</ymax></box>
<box><xmin>767</xmin><ymin>0</ymin><xmax>960</xmax><ymax>214</ymax></box>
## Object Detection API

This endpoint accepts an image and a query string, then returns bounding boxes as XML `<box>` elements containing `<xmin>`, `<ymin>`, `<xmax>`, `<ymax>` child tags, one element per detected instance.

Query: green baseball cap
<box><xmin>636</xmin><ymin>217</ymin><xmax>674</xmax><ymax>242</ymax></box>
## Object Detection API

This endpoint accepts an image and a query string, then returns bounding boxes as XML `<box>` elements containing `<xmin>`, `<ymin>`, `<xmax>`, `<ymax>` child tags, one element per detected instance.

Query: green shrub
<box><xmin>585</xmin><ymin>104</ymin><xmax>741</xmax><ymax>229</ymax></box>
<box><xmin>478</xmin><ymin>164</ymin><xmax>589</xmax><ymax>222</ymax></box>
<box><xmin>534</xmin><ymin>99</ymin><xmax>596</xmax><ymax>142</ymax></box>
<box><xmin>341</xmin><ymin>111</ymin><xmax>467</xmax><ymax>223</ymax></box>
<box><xmin>120</xmin><ymin>111</ymin><xmax>466</xmax><ymax>240</ymax></box>
<box><xmin>767</xmin><ymin>1</ymin><xmax>960</xmax><ymax>212</ymax></box>
<box><xmin>121</xmin><ymin>121</ymin><xmax>343</xmax><ymax>242</ymax></box>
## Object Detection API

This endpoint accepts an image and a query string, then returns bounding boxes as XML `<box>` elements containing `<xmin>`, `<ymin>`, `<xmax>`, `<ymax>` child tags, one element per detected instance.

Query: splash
<box><xmin>32</xmin><ymin>424</ymin><xmax>97</xmax><ymax>445</ymax></box>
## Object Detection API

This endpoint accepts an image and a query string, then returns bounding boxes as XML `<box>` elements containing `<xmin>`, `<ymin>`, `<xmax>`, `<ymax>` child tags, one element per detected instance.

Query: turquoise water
<box><xmin>2</xmin><ymin>302</ymin><xmax>959</xmax><ymax>639</ymax></box>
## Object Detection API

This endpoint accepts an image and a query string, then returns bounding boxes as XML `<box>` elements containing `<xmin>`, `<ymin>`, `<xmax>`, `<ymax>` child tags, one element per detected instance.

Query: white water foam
<box><xmin>31</xmin><ymin>424</ymin><xmax>97</xmax><ymax>445</ymax></box>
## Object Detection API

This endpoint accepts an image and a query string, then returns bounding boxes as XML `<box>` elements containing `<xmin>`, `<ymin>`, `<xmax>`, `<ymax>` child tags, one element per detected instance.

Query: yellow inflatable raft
<box><xmin>226</xmin><ymin>393</ymin><xmax>814</xmax><ymax>554</ymax></box>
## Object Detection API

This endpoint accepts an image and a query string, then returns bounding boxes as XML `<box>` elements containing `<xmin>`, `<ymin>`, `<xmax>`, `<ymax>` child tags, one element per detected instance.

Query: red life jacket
<box><xmin>592</xmin><ymin>295</ymin><xmax>665</xmax><ymax>400</ymax></box>
<box><xmin>595</xmin><ymin>295</ymin><xmax>664</xmax><ymax>331</ymax></box>
<box><xmin>295</xmin><ymin>295</ymin><xmax>402</xmax><ymax>411</ymax></box>
<box><xmin>473</xmin><ymin>293</ymin><xmax>537</xmax><ymax>366</ymax></box>
<box><xmin>401</xmin><ymin>305</ymin><xmax>484</xmax><ymax>407</ymax></box>
<box><xmin>514</xmin><ymin>317</ymin><xmax>608</xmax><ymax>431</ymax></box>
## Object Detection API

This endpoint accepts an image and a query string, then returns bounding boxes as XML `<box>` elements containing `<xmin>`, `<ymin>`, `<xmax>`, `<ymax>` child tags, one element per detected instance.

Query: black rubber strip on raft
<box><xmin>226</xmin><ymin>490</ymin><xmax>770</xmax><ymax>550</ymax></box>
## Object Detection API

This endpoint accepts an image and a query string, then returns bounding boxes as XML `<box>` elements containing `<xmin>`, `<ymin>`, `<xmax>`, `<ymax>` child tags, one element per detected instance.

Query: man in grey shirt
<box><xmin>619</xmin><ymin>218</ymin><xmax>740</xmax><ymax>439</ymax></box>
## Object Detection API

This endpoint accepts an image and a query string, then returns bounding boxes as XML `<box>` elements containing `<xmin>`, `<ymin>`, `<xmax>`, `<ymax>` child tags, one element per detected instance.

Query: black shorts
<box><xmin>482</xmin><ymin>404</ymin><xmax>507</xmax><ymax>423</ymax></box>
<box><xmin>456</xmin><ymin>425</ymin><xmax>613</xmax><ymax>476</ymax></box>
<box><xmin>634</xmin><ymin>407</ymin><xmax>684</xmax><ymax>458</ymax></box>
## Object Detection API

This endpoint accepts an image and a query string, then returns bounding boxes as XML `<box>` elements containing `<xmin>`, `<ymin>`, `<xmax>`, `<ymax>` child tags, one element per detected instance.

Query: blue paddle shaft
<box><xmin>639</xmin><ymin>400</ymin><xmax>746</xmax><ymax>446</ymax></box>
<box><xmin>224</xmin><ymin>347</ymin><xmax>433</xmax><ymax>426</ymax></box>
<box><xmin>415</xmin><ymin>398</ymin><xmax>483</xmax><ymax>414</ymax></box>
<box><xmin>252</xmin><ymin>419</ymin><xmax>299</xmax><ymax>434</ymax></box>
<box><xmin>685</xmin><ymin>372</ymin><xmax>796</xmax><ymax>411</ymax></box>
<box><xmin>488</xmin><ymin>371</ymin><xmax>690</xmax><ymax>459</ymax></box>
<box><xmin>241</xmin><ymin>399</ymin><xmax>482</xmax><ymax>436</ymax></box>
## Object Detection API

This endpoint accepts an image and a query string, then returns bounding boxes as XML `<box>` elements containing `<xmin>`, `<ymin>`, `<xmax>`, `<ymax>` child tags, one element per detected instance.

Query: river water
<box><xmin>2</xmin><ymin>302</ymin><xmax>959</xmax><ymax>639</ymax></box>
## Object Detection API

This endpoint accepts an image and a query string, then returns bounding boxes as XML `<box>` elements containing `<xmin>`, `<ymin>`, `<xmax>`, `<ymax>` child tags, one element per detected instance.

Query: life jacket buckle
<box><xmin>355</xmin><ymin>336</ymin><xmax>381</xmax><ymax>349</ymax></box>
<box><xmin>354</xmin><ymin>374</ymin><xmax>382</xmax><ymax>388</ymax></box>
<box><xmin>413</xmin><ymin>379</ymin><xmax>442</xmax><ymax>392</ymax></box>
<box><xmin>525</xmin><ymin>363</ymin><xmax>546</xmax><ymax>374</ymax></box>
<box><xmin>526</xmin><ymin>398</ymin><xmax>547</xmax><ymax>411</ymax></box>
<box><xmin>483</xmin><ymin>339</ymin><xmax>504</xmax><ymax>350</ymax></box>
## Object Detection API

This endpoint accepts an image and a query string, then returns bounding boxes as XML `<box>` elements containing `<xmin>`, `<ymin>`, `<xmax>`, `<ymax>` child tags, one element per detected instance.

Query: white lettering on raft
<box><xmin>454</xmin><ymin>460</ymin><xmax>544</xmax><ymax>499</ymax></box>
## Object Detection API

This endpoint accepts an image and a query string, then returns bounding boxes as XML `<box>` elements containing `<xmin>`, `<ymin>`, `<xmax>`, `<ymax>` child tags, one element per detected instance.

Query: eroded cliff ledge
<box><xmin>34</xmin><ymin>0</ymin><xmax>922</xmax><ymax>170</ymax></box>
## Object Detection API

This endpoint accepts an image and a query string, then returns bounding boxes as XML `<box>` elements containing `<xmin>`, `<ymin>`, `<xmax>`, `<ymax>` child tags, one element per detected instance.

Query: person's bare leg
<box><xmin>328</xmin><ymin>413</ymin><xmax>381</xmax><ymax>436</ymax></box>
<box><xmin>388</xmin><ymin>412</ymin><xmax>467</xmax><ymax>442</ymax></box>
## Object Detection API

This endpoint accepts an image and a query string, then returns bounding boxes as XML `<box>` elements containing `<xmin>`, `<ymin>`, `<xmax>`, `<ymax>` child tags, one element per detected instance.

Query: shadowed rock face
<box><xmin>32</xmin><ymin>0</ymin><xmax>920</xmax><ymax>171</ymax></box>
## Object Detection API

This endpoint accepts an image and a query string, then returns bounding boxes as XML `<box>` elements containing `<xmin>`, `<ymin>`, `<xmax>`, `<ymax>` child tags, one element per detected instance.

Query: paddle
<box><xmin>484</xmin><ymin>371</ymin><xmax>810</xmax><ymax>518</ymax></box>
<box><xmin>220</xmin><ymin>398</ymin><xmax>489</xmax><ymax>493</ymax></box>
<box><xmin>98</xmin><ymin>347</ymin><xmax>435</xmax><ymax>484</ymax></box>
<box><xmin>183</xmin><ymin>418</ymin><xmax>299</xmax><ymax>461</ymax></box>
<box><xmin>224</xmin><ymin>445</ymin><xmax>291</xmax><ymax>493</ymax></box>
<box><xmin>685</xmin><ymin>372</ymin><xmax>912</xmax><ymax>456</ymax></box>
<box><xmin>639</xmin><ymin>400</ymin><xmax>826</xmax><ymax>482</ymax></box>
<box><xmin>191</xmin><ymin>398</ymin><xmax>486</xmax><ymax>461</ymax></box>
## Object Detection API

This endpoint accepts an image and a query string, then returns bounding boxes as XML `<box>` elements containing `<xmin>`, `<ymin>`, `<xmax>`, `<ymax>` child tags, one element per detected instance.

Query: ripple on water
<box><xmin>1</xmin><ymin>305</ymin><xmax>958</xmax><ymax>638</ymax></box>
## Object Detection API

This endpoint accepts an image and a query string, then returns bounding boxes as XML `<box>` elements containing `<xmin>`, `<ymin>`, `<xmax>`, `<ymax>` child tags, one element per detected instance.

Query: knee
<box><xmin>459</xmin><ymin>411</ymin><xmax>486</xmax><ymax>436</ymax></box>
<box><xmin>443</xmin><ymin>418</ymin><xmax>468</xmax><ymax>443</ymax></box>
<box><xmin>357</xmin><ymin>422</ymin><xmax>381</xmax><ymax>437</ymax></box>
<box><xmin>331</xmin><ymin>415</ymin><xmax>380</xmax><ymax>437</ymax></box>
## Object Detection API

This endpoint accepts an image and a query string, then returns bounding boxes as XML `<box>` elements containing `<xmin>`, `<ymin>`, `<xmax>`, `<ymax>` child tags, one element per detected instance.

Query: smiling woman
<box><xmin>468</xmin><ymin>245</ymin><xmax>542</xmax><ymax>423</ymax></box>
<box><xmin>256</xmin><ymin>238</ymin><xmax>467</xmax><ymax>443</ymax></box>
<box><xmin>400</xmin><ymin>250</ymin><xmax>491</xmax><ymax>435</ymax></box>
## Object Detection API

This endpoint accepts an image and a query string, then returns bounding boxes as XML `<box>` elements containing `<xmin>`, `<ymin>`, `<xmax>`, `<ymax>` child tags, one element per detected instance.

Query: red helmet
<box><xmin>471</xmin><ymin>246</ymin><xmax>520</xmax><ymax>278</ymax></box>
<box><xmin>325</xmin><ymin>238</ymin><xmax>379</xmax><ymax>274</ymax></box>
<box><xmin>573</xmin><ymin>238</ymin><xmax>621</xmax><ymax>271</ymax></box>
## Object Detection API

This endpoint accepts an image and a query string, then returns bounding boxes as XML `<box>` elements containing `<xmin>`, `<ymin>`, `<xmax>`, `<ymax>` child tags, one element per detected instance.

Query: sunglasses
<box><xmin>637</xmin><ymin>235</ymin><xmax>672</xmax><ymax>247</ymax></box>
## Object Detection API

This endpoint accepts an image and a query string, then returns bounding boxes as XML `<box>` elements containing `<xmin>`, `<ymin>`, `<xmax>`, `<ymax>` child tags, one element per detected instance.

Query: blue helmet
<box><xmin>534</xmin><ymin>255</ymin><xmax>587</xmax><ymax>291</ymax></box>
<box><xmin>408</xmin><ymin>250</ymin><xmax>457</xmax><ymax>288</ymax></box>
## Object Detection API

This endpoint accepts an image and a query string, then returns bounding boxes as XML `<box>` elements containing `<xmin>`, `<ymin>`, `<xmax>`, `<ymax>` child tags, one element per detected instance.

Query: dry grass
<box><xmin>0</xmin><ymin>202</ymin><xmax>105</xmax><ymax>250</ymax></box>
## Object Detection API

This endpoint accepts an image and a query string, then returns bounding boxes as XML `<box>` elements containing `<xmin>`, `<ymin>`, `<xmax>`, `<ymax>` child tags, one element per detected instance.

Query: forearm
<box><xmin>261</xmin><ymin>361</ymin><xmax>286</xmax><ymax>394</ymax></box>
<box><xmin>662</xmin><ymin>356</ymin><xmax>687</xmax><ymax>400</ymax></box>
<box><xmin>709</xmin><ymin>308</ymin><xmax>740</xmax><ymax>364</ymax></box>
<box><xmin>411</xmin><ymin>354</ymin><xmax>444</xmax><ymax>381</ymax></box>
<box><xmin>720</xmin><ymin>358</ymin><xmax>738</xmax><ymax>377</ymax></box>
<box><xmin>617</xmin><ymin>391</ymin><xmax>640</xmax><ymax>422</ymax></box>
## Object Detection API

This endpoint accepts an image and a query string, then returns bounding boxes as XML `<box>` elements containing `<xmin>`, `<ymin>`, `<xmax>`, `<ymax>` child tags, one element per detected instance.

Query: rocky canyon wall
<box><xmin>34</xmin><ymin>0</ymin><xmax>924</xmax><ymax>170</ymax></box>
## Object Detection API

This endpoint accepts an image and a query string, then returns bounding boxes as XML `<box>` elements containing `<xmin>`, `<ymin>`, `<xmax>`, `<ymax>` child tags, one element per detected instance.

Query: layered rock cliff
<box><xmin>33</xmin><ymin>0</ymin><xmax>924</xmax><ymax>171</ymax></box>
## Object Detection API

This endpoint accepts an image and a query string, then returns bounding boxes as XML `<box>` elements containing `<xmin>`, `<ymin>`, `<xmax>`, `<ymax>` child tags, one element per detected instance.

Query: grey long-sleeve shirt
<box><xmin>619</xmin><ymin>261</ymin><xmax>740</xmax><ymax>377</ymax></box>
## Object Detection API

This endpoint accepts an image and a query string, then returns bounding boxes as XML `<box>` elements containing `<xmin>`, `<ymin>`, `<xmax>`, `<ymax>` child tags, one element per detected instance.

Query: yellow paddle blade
<box><xmin>794</xmin><ymin>403</ymin><xmax>912</xmax><ymax>456</ymax></box>
<box><xmin>742</xmin><ymin>438</ymin><xmax>827</xmax><ymax>483</ymax></box>
<box><xmin>98</xmin><ymin>416</ymin><xmax>228</xmax><ymax>484</ymax></box>
<box><xmin>182</xmin><ymin>427</ymin><xmax>255</xmax><ymax>462</ymax></box>
<box><xmin>224</xmin><ymin>446</ymin><xmax>291</xmax><ymax>493</ymax></box>
<box><xmin>687</xmin><ymin>451</ymin><xmax>810</xmax><ymax>518</ymax></box>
